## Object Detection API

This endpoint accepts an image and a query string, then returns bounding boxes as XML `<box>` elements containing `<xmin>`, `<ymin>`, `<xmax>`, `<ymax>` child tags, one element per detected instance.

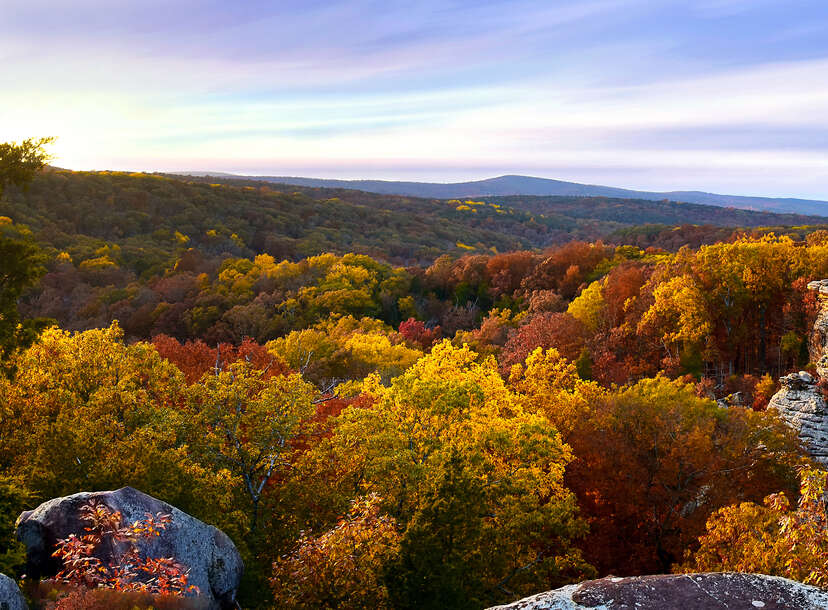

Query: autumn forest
<box><xmin>3</xmin><ymin>140</ymin><xmax>828</xmax><ymax>608</ymax></box>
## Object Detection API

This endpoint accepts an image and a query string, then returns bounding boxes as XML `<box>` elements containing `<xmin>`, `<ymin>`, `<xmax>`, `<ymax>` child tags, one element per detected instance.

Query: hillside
<box><xmin>1</xmin><ymin>170</ymin><xmax>826</xmax><ymax>279</ymax></box>
<box><xmin>178</xmin><ymin>172</ymin><xmax>828</xmax><ymax>216</ymax></box>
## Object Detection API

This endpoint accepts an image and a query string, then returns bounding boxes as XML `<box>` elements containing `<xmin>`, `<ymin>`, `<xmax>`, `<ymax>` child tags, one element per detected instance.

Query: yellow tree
<box><xmin>0</xmin><ymin>323</ymin><xmax>243</xmax><ymax>552</ymax></box>
<box><xmin>317</xmin><ymin>342</ymin><xmax>591</xmax><ymax>605</ymax></box>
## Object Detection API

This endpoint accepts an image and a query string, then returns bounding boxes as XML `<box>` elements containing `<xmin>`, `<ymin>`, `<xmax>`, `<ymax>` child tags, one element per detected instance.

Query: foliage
<box><xmin>0</xmin><ymin>474</ymin><xmax>33</xmax><ymax>576</ymax></box>
<box><xmin>0</xmin><ymin>137</ymin><xmax>54</xmax><ymax>198</ymax></box>
<box><xmin>512</xmin><ymin>360</ymin><xmax>804</xmax><ymax>575</ymax></box>
<box><xmin>563</xmin><ymin>377</ymin><xmax>803</xmax><ymax>574</ymax></box>
<box><xmin>7</xmin><ymin>161</ymin><xmax>828</xmax><ymax>607</ymax></box>
<box><xmin>270</xmin><ymin>494</ymin><xmax>400</xmax><ymax>609</ymax></box>
<box><xmin>49</xmin><ymin>500</ymin><xmax>196</xmax><ymax>597</ymax></box>
<box><xmin>0</xmin><ymin>219</ymin><xmax>49</xmax><ymax>375</ymax></box>
<box><xmin>185</xmin><ymin>362</ymin><xmax>316</xmax><ymax>530</ymax></box>
<box><xmin>33</xmin><ymin>585</ymin><xmax>207</xmax><ymax>610</ymax></box>
<box><xmin>153</xmin><ymin>334</ymin><xmax>285</xmax><ymax>384</ymax></box>
<box><xmin>317</xmin><ymin>342</ymin><xmax>592</xmax><ymax>606</ymax></box>
<box><xmin>0</xmin><ymin>324</ymin><xmax>245</xmax><ymax>545</ymax></box>
<box><xmin>268</xmin><ymin>316</ymin><xmax>422</xmax><ymax>386</ymax></box>
<box><xmin>683</xmin><ymin>467</ymin><xmax>828</xmax><ymax>586</ymax></box>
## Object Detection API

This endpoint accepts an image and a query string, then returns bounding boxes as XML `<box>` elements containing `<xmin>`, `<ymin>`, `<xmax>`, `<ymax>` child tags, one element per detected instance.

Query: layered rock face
<box><xmin>767</xmin><ymin>279</ymin><xmax>828</xmax><ymax>465</ymax></box>
<box><xmin>808</xmin><ymin>279</ymin><xmax>828</xmax><ymax>377</ymax></box>
<box><xmin>16</xmin><ymin>487</ymin><xmax>242</xmax><ymax>609</ymax></box>
<box><xmin>488</xmin><ymin>573</ymin><xmax>828</xmax><ymax>610</ymax></box>
<box><xmin>767</xmin><ymin>371</ymin><xmax>828</xmax><ymax>464</ymax></box>
<box><xmin>0</xmin><ymin>573</ymin><xmax>27</xmax><ymax>610</ymax></box>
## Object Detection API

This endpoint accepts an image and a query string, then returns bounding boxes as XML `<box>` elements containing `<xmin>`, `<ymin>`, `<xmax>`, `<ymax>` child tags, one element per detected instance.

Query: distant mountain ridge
<box><xmin>175</xmin><ymin>172</ymin><xmax>828</xmax><ymax>216</ymax></box>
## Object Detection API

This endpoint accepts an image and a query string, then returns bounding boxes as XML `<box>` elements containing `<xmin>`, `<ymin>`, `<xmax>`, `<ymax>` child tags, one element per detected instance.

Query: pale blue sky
<box><xmin>3</xmin><ymin>0</ymin><xmax>828</xmax><ymax>197</ymax></box>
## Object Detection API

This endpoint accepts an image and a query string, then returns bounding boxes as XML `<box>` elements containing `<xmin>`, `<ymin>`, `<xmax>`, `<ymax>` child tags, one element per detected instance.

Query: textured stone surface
<box><xmin>16</xmin><ymin>487</ymin><xmax>242</xmax><ymax>609</ymax></box>
<box><xmin>808</xmin><ymin>280</ymin><xmax>828</xmax><ymax>377</ymax></box>
<box><xmin>488</xmin><ymin>573</ymin><xmax>828</xmax><ymax>610</ymax></box>
<box><xmin>0</xmin><ymin>574</ymin><xmax>27</xmax><ymax>610</ymax></box>
<box><xmin>766</xmin><ymin>279</ymin><xmax>828</xmax><ymax>464</ymax></box>
<box><xmin>768</xmin><ymin>372</ymin><xmax>828</xmax><ymax>465</ymax></box>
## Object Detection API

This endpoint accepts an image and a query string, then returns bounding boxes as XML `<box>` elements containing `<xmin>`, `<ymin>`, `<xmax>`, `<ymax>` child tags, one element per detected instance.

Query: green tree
<box><xmin>0</xmin><ymin>137</ymin><xmax>54</xmax><ymax>198</ymax></box>
<box><xmin>0</xmin><ymin>219</ymin><xmax>49</xmax><ymax>374</ymax></box>
<box><xmin>0</xmin><ymin>474</ymin><xmax>32</xmax><ymax>576</ymax></box>
<box><xmin>0</xmin><ymin>138</ymin><xmax>54</xmax><ymax>373</ymax></box>
<box><xmin>384</xmin><ymin>451</ymin><xmax>486</xmax><ymax>610</ymax></box>
<box><xmin>185</xmin><ymin>362</ymin><xmax>316</xmax><ymax>531</ymax></box>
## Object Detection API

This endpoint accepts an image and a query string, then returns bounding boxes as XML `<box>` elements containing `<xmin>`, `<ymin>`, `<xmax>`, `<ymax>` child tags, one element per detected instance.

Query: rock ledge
<box><xmin>488</xmin><ymin>573</ymin><xmax>828</xmax><ymax>610</ymax></box>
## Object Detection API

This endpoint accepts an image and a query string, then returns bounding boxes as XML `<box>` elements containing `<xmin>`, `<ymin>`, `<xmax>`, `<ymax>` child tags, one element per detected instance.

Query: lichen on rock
<box><xmin>488</xmin><ymin>573</ymin><xmax>828</xmax><ymax>610</ymax></box>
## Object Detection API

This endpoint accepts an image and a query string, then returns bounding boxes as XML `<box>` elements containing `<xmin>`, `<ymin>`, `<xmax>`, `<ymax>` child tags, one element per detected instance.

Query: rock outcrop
<box><xmin>16</xmin><ymin>487</ymin><xmax>242</xmax><ymax>609</ymax></box>
<box><xmin>807</xmin><ymin>279</ymin><xmax>828</xmax><ymax>377</ymax></box>
<box><xmin>767</xmin><ymin>370</ymin><xmax>828</xmax><ymax>464</ymax></box>
<box><xmin>0</xmin><ymin>574</ymin><xmax>27</xmax><ymax>610</ymax></box>
<box><xmin>488</xmin><ymin>573</ymin><xmax>828</xmax><ymax>610</ymax></box>
<box><xmin>767</xmin><ymin>279</ymin><xmax>828</xmax><ymax>465</ymax></box>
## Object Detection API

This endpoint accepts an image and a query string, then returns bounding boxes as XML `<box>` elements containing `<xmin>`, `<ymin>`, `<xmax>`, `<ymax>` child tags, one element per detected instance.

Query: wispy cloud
<box><xmin>2</xmin><ymin>0</ymin><xmax>828</xmax><ymax>198</ymax></box>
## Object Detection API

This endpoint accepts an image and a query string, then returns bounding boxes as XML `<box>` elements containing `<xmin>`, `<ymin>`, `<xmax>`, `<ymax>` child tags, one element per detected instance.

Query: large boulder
<box><xmin>0</xmin><ymin>574</ymin><xmax>26</xmax><ymax>610</ymax></box>
<box><xmin>15</xmin><ymin>487</ymin><xmax>242</xmax><ymax>609</ymax></box>
<box><xmin>488</xmin><ymin>573</ymin><xmax>828</xmax><ymax>609</ymax></box>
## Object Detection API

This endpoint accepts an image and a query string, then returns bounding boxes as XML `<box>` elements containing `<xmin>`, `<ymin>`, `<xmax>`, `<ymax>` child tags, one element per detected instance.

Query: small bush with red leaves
<box><xmin>43</xmin><ymin>500</ymin><xmax>197</xmax><ymax>602</ymax></box>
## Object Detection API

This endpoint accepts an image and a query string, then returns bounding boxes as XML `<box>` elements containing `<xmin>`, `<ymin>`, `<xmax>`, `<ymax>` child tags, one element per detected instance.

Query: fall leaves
<box><xmin>4</xmin><ymin>232</ymin><xmax>828</xmax><ymax>607</ymax></box>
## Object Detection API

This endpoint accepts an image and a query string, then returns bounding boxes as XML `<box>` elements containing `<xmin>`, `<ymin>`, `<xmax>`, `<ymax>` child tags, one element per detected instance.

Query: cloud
<box><xmin>3</xmin><ymin>0</ymin><xmax>828</xmax><ymax>198</ymax></box>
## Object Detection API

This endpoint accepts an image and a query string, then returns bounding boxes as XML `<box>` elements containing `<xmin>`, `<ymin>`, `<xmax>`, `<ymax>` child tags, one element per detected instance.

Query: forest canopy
<box><xmin>1</xmin><ymin>161</ymin><xmax>827</xmax><ymax>608</ymax></box>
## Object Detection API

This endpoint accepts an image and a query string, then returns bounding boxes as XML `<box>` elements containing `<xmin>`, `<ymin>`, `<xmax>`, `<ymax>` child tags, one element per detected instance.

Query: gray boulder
<box><xmin>16</xmin><ymin>487</ymin><xmax>242</xmax><ymax>609</ymax></box>
<box><xmin>0</xmin><ymin>574</ymin><xmax>26</xmax><ymax>610</ymax></box>
<box><xmin>489</xmin><ymin>573</ymin><xmax>828</xmax><ymax>609</ymax></box>
<box><xmin>768</xmin><ymin>371</ymin><xmax>828</xmax><ymax>465</ymax></box>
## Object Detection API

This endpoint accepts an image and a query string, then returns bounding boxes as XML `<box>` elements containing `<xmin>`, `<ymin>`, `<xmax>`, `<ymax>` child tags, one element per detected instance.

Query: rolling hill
<box><xmin>2</xmin><ymin>170</ymin><xmax>827</xmax><ymax>278</ymax></box>
<box><xmin>176</xmin><ymin>173</ymin><xmax>828</xmax><ymax>216</ymax></box>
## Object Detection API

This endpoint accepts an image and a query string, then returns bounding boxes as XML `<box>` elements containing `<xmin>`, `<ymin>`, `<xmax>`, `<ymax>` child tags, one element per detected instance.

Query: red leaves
<box><xmin>49</xmin><ymin>500</ymin><xmax>197</xmax><ymax>598</ymax></box>
<box><xmin>153</xmin><ymin>334</ymin><xmax>284</xmax><ymax>383</ymax></box>
<box><xmin>398</xmin><ymin>318</ymin><xmax>441</xmax><ymax>349</ymax></box>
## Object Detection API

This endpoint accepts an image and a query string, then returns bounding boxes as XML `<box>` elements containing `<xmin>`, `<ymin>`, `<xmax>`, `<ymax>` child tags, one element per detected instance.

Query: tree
<box><xmin>683</xmin><ymin>467</ymin><xmax>828</xmax><ymax>586</ymax></box>
<box><xmin>0</xmin><ymin>474</ymin><xmax>32</xmax><ymax>576</ymax></box>
<box><xmin>318</xmin><ymin>342</ymin><xmax>592</xmax><ymax>606</ymax></box>
<box><xmin>0</xmin><ymin>134</ymin><xmax>55</xmax><ymax>375</ymax></box>
<box><xmin>562</xmin><ymin>377</ymin><xmax>803</xmax><ymax>574</ymax></box>
<box><xmin>270</xmin><ymin>494</ymin><xmax>400</xmax><ymax>609</ymax></box>
<box><xmin>501</xmin><ymin>312</ymin><xmax>586</xmax><ymax>369</ymax></box>
<box><xmin>0</xmin><ymin>137</ymin><xmax>54</xmax><ymax>198</ymax></box>
<box><xmin>0</xmin><ymin>219</ymin><xmax>49</xmax><ymax>375</ymax></box>
<box><xmin>511</xmin><ymin>356</ymin><xmax>804</xmax><ymax>575</ymax></box>
<box><xmin>384</xmin><ymin>451</ymin><xmax>487</xmax><ymax>610</ymax></box>
<box><xmin>185</xmin><ymin>362</ymin><xmax>316</xmax><ymax>531</ymax></box>
<box><xmin>0</xmin><ymin>323</ymin><xmax>243</xmax><ymax>540</ymax></box>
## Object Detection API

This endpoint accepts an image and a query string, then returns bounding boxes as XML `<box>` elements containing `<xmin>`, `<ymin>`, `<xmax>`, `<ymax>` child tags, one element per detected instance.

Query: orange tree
<box><xmin>511</xmin><ymin>349</ymin><xmax>804</xmax><ymax>575</ymax></box>
<box><xmin>270</xmin><ymin>494</ymin><xmax>399</xmax><ymax>609</ymax></box>
<box><xmin>683</xmin><ymin>467</ymin><xmax>828</xmax><ymax>585</ymax></box>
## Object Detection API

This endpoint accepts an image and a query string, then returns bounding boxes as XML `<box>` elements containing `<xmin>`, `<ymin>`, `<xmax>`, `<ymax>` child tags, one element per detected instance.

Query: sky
<box><xmin>3</xmin><ymin>0</ymin><xmax>828</xmax><ymax>198</ymax></box>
